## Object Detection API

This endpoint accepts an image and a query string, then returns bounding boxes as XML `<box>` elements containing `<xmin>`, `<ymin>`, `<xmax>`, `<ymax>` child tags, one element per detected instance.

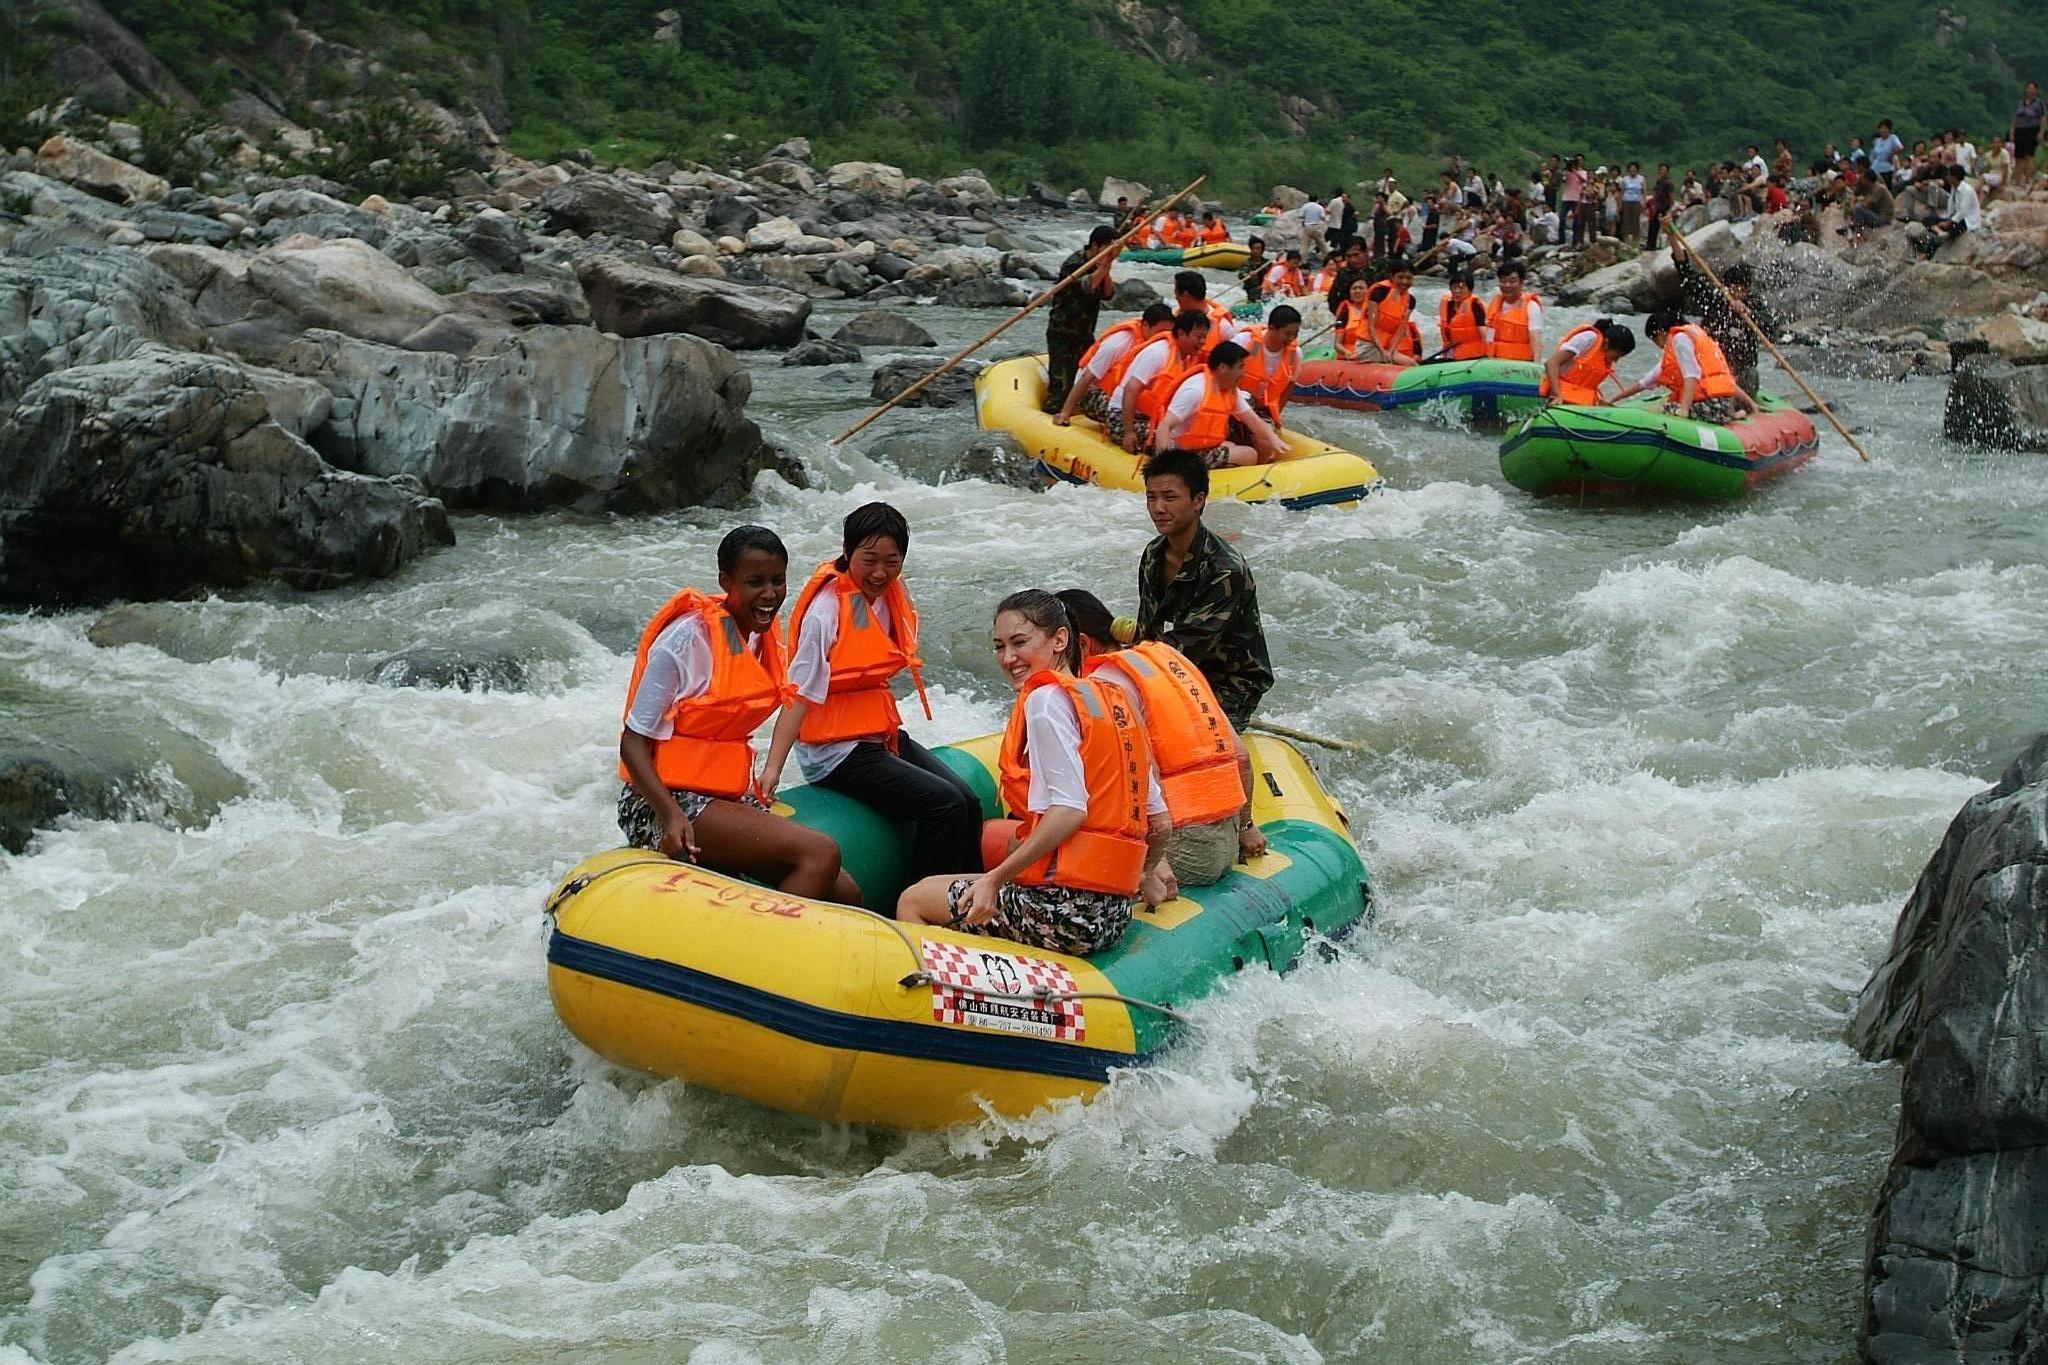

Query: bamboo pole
<box><xmin>829</xmin><ymin>175</ymin><xmax>1210</xmax><ymax>445</ymax></box>
<box><xmin>1249</xmin><ymin>719</ymin><xmax>1364</xmax><ymax>754</ymax></box>
<box><xmin>1663</xmin><ymin>216</ymin><xmax>1871</xmax><ymax>462</ymax></box>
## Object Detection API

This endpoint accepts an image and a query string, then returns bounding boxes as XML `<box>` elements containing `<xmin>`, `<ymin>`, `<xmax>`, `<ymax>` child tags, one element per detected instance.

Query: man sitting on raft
<box><xmin>1611</xmin><ymin>310</ymin><xmax>1758</xmax><ymax>424</ymax></box>
<box><xmin>1539</xmin><ymin>319</ymin><xmax>1637</xmax><ymax>405</ymax></box>
<box><xmin>896</xmin><ymin>591</ymin><xmax>1170</xmax><ymax>957</ymax></box>
<box><xmin>1052</xmin><ymin>303</ymin><xmax>1174</xmax><ymax>429</ymax></box>
<box><xmin>1109</xmin><ymin>310</ymin><xmax>1213</xmax><ymax>455</ymax></box>
<box><xmin>1150</xmin><ymin>341</ymin><xmax>1288</xmax><ymax>469</ymax></box>
<box><xmin>1058</xmin><ymin>588</ymin><xmax>1267</xmax><ymax>889</ymax></box>
<box><xmin>617</xmin><ymin>526</ymin><xmax>860</xmax><ymax>903</ymax></box>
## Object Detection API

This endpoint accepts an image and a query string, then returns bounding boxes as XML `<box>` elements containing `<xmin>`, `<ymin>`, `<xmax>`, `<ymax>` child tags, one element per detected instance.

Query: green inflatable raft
<box><xmin>1497</xmin><ymin>398</ymin><xmax>1822</xmax><ymax>499</ymax></box>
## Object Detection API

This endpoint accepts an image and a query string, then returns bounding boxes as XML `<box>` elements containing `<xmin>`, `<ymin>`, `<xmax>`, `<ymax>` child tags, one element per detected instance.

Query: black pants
<box><xmin>817</xmin><ymin>734</ymin><xmax>983</xmax><ymax>885</ymax></box>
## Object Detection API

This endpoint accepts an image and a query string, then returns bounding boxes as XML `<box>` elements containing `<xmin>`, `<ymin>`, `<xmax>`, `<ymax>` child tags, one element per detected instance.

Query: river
<box><xmin>3</xmin><ymin>225</ymin><xmax>2043</xmax><ymax>1363</ymax></box>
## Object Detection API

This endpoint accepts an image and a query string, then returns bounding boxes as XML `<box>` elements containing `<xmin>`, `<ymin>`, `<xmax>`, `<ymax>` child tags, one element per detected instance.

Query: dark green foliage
<box><xmin>0</xmin><ymin>3</ymin><xmax>61</xmax><ymax>153</ymax></box>
<box><xmin>292</xmin><ymin>96</ymin><xmax>483</xmax><ymax>197</ymax></box>
<box><xmin>807</xmin><ymin>14</ymin><xmax>856</xmax><ymax>130</ymax></box>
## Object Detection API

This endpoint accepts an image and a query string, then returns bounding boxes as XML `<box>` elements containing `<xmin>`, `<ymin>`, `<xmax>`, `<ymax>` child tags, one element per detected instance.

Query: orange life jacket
<box><xmin>1370</xmin><ymin>284</ymin><xmax>1418</xmax><ymax>358</ymax></box>
<box><xmin>998</xmin><ymin>672</ymin><xmax>1151</xmax><ymax>896</ymax></box>
<box><xmin>1079</xmin><ymin>318</ymin><xmax>1149</xmax><ymax>391</ymax></box>
<box><xmin>787</xmin><ymin>561</ymin><xmax>931</xmax><ymax>746</ymax></box>
<box><xmin>1487</xmin><ymin>292</ymin><xmax>1540</xmax><ymax>361</ymax></box>
<box><xmin>1199</xmin><ymin>221</ymin><xmax>1228</xmax><ymax>243</ymax></box>
<box><xmin>1164</xmin><ymin>369</ymin><xmax>1238</xmax><ymax>450</ymax></box>
<box><xmin>1162</xmin><ymin>214</ymin><xmax>1196</xmax><ymax>247</ymax></box>
<box><xmin>1198</xmin><ymin>297</ymin><xmax>1234</xmax><ymax>344</ymax></box>
<box><xmin>1438</xmin><ymin>295</ymin><xmax>1488</xmax><ymax>360</ymax></box>
<box><xmin>1654</xmin><ymin>323</ymin><xmax>1739</xmax><ymax>400</ymax></box>
<box><xmin>1264</xmin><ymin>262</ymin><xmax>1305</xmax><ymax>295</ymax></box>
<box><xmin>1087</xmin><ymin>643</ymin><xmax>1243</xmax><ymax>828</ymax></box>
<box><xmin>618</xmin><ymin>590</ymin><xmax>788</xmax><ymax>799</ymax></box>
<box><xmin>1337</xmin><ymin>302</ymin><xmax>1374</xmax><ymax>360</ymax></box>
<box><xmin>1236</xmin><ymin>324</ymin><xmax>1300</xmax><ymax>418</ymax></box>
<box><xmin>1541</xmin><ymin>323</ymin><xmax>1616</xmax><ymax>404</ymax></box>
<box><xmin>1311</xmin><ymin>266</ymin><xmax>1337</xmax><ymax>294</ymax></box>
<box><xmin>1135</xmin><ymin>342</ymin><xmax>1198</xmax><ymax>426</ymax></box>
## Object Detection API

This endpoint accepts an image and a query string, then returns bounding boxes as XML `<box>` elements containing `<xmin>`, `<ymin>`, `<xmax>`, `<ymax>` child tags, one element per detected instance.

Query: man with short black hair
<box><xmin>1044</xmin><ymin>225</ymin><xmax>1121</xmax><ymax>413</ymax></box>
<box><xmin>1136</xmin><ymin>452</ymin><xmax>1273</xmax><ymax>731</ymax></box>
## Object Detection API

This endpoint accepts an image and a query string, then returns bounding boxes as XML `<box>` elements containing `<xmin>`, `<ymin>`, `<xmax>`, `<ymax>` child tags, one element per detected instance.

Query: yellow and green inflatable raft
<box><xmin>975</xmin><ymin>355</ymin><xmax>1382</xmax><ymax>510</ymax></box>
<box><xmin>545</xmin><ymin>734</ymin><xmax>1372</xmax><ymax>1129</ymax></box>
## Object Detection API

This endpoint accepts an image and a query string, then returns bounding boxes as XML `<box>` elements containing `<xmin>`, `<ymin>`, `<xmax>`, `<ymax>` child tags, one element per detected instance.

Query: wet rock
<box><xmin>868</xmin><ymin>252</ymin><xmax>913</xmax><ymax>282</ymax></box>
<box><xmin>537</xmin><ymin>174</ymin><xmax>677</xmax><ymax>243</ymax></box>
<box><xmin>576</xmin><ymin>258</ymin><xmax>810</xmax><ymax>348</ymax></box>
<box><xmin>833</xmin><ymin>309</ymin><xmax>935</xmax><ymax>348</ymax></box>
<box><xmin>32</xmin><ymin>133</ymin><xmax>167</xmax><ymax>205</ymax></box>
<box><xmin>782</xmin><ymin>337</ymin><xmax>861</xmax><ymax>366</ymax></box>
<box><xmin>869</xmin><ymin>355</ymin><xmax>986</xmax><ymax>408</ymax></box>
<box><xmin>0</xmin><ymin>344</ymin><xmax>451</xmax><ymax>605</ymax></box>
<box><xmin>1943</xmin><ymin>356</ymin><xmax>2048</xmax><ymax>451</ymax></box>
<box><xmin>1001</xmin><ymin>251</ymin><xmax>1056</xmax><ymax>281</ymax></box>
<box><xmin>1850</xmin><ymin>733</ymin><xmax>2048</xmax><ymax>1364</ymax></box>
<box><xmin>822</xmin><ymin>260</ymin><xmax>870</xmax><ymax>294</ymax></box>
<box><xmin>370</xmin><ymin>645</ymin><xmax>530</xmax><ymax>693</ymax></box>
<box><xmin>452</xmin><ymin>272</ymin><xmax>590</xmax><ymax>327</ymax></box>
<box><xmin>1028</xmin><ymin>181</ymin><xmax>1067</xmax><ymax>208</ymax></box>
<box><xmin>1555</xmin><ymin>258</ymin><xmax>1663</xmax><ymax>310</ymax></box>
<box><xmin>0</xmin><ymin>732</ymin><xmax>245</xmax><ymax>855</ymax></box>
<box><xmin>1111</xmin><ymin>277</ymin><xmax>1162</xmax><ymax>311</ymax></box>
<box><xmin>1958</xmin><ymin>313</ymin><xmax>2048</xmax><ymax>365</ymax></box>
<box><xmin>937</xmin><ymin>277</ymin><xmax>1033</xmax><ymax>308</ymax></box>
<box><xmin>277</xmin><ymin>325</ymin><xmax>776</xmax><ymax>511</ymax></box>
<box><xmin>948</xmin><ymin>430</ymin><xmax>1045</xmax><ymax>488</ymax></box>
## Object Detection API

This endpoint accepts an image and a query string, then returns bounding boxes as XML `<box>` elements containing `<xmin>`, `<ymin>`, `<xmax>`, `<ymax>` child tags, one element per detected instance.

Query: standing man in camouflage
<box><xmin>1044</xmin><ymin>224</ymin><xmax>1121</xmax><ymax>414</ymax></box>
<box><xmin>1131</xmin><ymin>448</ymin><xmax>1273</xmax><ymax>730</ymax></box>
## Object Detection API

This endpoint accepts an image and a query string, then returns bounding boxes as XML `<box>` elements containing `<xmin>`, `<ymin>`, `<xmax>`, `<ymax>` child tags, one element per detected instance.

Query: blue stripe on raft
<box><xmin>1290</xmin><ymin>379</ymin><xmax>1544</xmax><ymax>410</ymax></box>
<box><xmin>1499</xmin><ymin>424</ymin><xmax>1819</xmax><ymax>473</ymax></box>
<box><xmin>548</xmin><ymin>930</ymin><xmax>1144</xmax><ymax>1084</ymax></box>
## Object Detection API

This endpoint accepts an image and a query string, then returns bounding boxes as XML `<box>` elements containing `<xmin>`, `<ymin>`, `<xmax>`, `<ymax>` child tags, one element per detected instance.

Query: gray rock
<box><xmin>453</xmin><ymin>211</ymin><xmax>527</xmax><ymax>273</ymax></box>
<box><xmin>371</xmin><ymin>646</ymin><xmax>530</xmax><ymax>693</ymax></box>
<box><xmin>764</xmin><ymin>137</ymin><xmax>812</xmax><ymax>164</ymax></box>
<box><xmin>576</xmin><ymin>259</ymin><xmax>810</xmax><ymax>348</ymax></box>
<box><xmin>0</xmin><ymin>248</ymin><xmax>206</xmax><ymax>399</ymax></box>
<box><xmin>1027</xmin><ymin>181</ymin><xmax>1067</xmax><ymax>209</ymax></box>
<box><xmin>129</xmin><ymin>206</ymin><xmax>236</xmax><ymax>246</ymax></box>
<box><xmin>781</xmin><ymin>337</ymin><xmax>861</xmax><ymax>366</ymax></box>
<box><xmin>276</xmin><ymin>325</ymin><xmax>777</xmax><ymax>511</ymax></box>
<box><xmin>868</xmin><ymin>252</ymin><xmax>913</xmax><ymax>282</ymax></box>
<box><xmin>948</xmin><ymin>430</ymin><xmax>1044</xmax><ymax>488</ymax></box>
<box><xmin>0</xmin><ymin>731</ymin><xmax>245</xmax><ymax>855</ymax></box>
<box><xmin>1850</xmin><ymin>733</ymin><xmax>2048</xmax><ymax>1364</ymax></box>
<box><xmin>703</xmin><ymin>193</ymin><xmax>761</xmax><ymax>238</ymax></box>
<box><xmin>537</xmin><ymin>174</ymin><xmax>677</xmax><ymax>243</ymax></box>
<box><xmin>869</xmin><ymin>355</ymin><xmax>986</xmax><ymax>408</ymax></box>
<box><xmin>1099</xmin><ymin>177</ymin><xmax>1150</xmax><ymax>210</ymax></box>
<box><xmin>0</xmin><ymin>344</ymin><xmax>451</xmax><ymax>605</ymax></box>
<box><xmin>198</xmin><ymin>236</ymin><xmax>454</xmax><ymax>363</ymax></box>
<box><xmin>822</xmin><ymin>259</ymin><xmax>871</xmax><ymax>295</ymax></box>
<box><xmin>1000</xmin><ymin>251</ymin><xmax>1056</xmax><ymax>281</ymax></box>
<box><xmin>1556</xmin><ymin>258</ymin><xmax>1664</xmax><ymax>311</ymax></box>
<box><xmin>1110</xmin><ymin>277</ymin><xmax>1162</xmax><ymax>311</ymax></box>
<box><xmin>452</xmin><ymin>272</ymin><xmax>590</xmax><ymax>327</ymax></box>
<box><xmin>936</xmin><ymin>277</ymin><xmax>1033</xmax><ymax>308</ymax></box>
<box><xmin>833</xmin><ymin>309</ymin><xmax>935</xmax><ymax>348</ymax></box>
<box><xmin>1943</xmin><ymin>356</ymin><xmax>2048</xmax><ymax>452</ymax></box>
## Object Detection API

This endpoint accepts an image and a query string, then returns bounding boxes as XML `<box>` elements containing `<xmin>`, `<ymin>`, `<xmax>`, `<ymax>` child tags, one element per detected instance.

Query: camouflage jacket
<box><xmin>1136</xmin><ymin>523</ymin><xmax>1274</xmax><ymax>726</ymax></box>
<box><xmin>1047</xmin><ymin>249</ymin><xmax>1113</xmax><ymax>342</ymax></box>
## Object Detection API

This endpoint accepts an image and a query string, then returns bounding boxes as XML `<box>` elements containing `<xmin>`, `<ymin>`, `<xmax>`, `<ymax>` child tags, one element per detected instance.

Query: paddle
<box><xmin>1661</xmin><ymin>215</ymin><xmax>1871</xmax><ymax>462</ymax></box>
<box><xmin>831</xmin><ymin>175</ymin><xmax>1210</xmax><ymax>445</ymax></box>
<box><xmin>1248</xmin><ymin>719</ymin><xmax>1363</xmax><ymax>754</ymax></box>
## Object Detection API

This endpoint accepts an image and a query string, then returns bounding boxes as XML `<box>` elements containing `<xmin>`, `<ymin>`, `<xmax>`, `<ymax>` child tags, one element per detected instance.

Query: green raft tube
<box><xmin>1497</xmin><ymin>397</ymin><xmax>1822</xmax><ymax>499</ymax></box>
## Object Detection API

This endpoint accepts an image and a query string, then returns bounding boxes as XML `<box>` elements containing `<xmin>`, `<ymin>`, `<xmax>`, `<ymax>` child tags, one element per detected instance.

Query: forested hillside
<box><xmin>78</xmin><ymin>0</ymin><xmax>2048</xmax><ymax>198</ymax></box>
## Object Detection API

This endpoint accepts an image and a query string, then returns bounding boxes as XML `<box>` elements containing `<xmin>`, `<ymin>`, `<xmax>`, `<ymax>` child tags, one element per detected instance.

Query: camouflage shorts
<box><xmin>945</xmin><ymin>878</ymin><xmax>1133</xmax><ymax>956</ymax></box>
<box><xmin>1104</xmin><ymin>407</ymin><xmax>1151</xmax><ymax>447</ymax></box>
<box><xmin>1676</xmin><ymin>397</ymin><xmax>1741</xmax><ymax>425</ymax></box>
<box><xmin>1169</xmin><ymin>443</ymin><xmax>1235</xmax><ymax>469</ymax></box>
<box><xmin>1079</xmin><ymin>388</ymin><xmax>1113</xmax><ymax>424</ymax></box>
<box><xmin>616</xmin><ymin>782</ymin><xmax>765</xmax><ymax>851</ymax></box>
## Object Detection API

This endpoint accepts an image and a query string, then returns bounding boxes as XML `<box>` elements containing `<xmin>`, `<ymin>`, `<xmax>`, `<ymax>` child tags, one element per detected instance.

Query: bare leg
<box><xmin>690</xmin><ymin>800</ymin><xmax>863</xmax><ymax>904</ymax></box>
<box><xmin>897</xmin><ymin>874</ymin><xmax>959</xmax><ymax>925</ymax></box>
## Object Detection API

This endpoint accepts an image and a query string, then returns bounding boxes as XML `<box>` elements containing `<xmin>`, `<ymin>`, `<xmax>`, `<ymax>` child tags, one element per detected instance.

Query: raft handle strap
<box><xmin>542</xmin><ymin>857</ymin><xmax>675</xmax><ymax>918</ymax></box>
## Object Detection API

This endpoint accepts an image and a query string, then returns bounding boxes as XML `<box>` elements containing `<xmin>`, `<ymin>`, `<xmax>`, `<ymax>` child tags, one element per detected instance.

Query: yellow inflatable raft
<box><xmin>545</xmin><ymin>734</ymin><xmax>1373</xmax><ymax>1129</ymax></box>
<box><xmin>974</xmin><ymin>355</ymin><xmax>1383</xmax><ymax>510</ymax></box>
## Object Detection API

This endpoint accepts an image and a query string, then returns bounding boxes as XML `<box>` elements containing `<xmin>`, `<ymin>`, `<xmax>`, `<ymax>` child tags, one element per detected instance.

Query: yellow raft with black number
<box><xmin>544</xmin><ymin>734</ymin><xmax>1373</xmax><ymax>1129</ymax></box>
<box><xmin>974</xmin><ymin>355</ymin><xmax>1383</xmax><ymax>510</ymax></box>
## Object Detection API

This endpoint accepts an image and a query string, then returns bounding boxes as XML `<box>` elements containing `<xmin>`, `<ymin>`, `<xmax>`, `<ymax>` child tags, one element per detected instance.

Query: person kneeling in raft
<box><xmin>1539</xmin><ymin>318</ymin><xmax>1637</xmax><ymax>405</ymax></box>
<box><xmin>617</xmin><ymin>526</ymin><xmax>861</xmax><ymax>904</ymax></box>
<box><xmin>1149</xmin><ymin>341</ymin><xmax>1288</xmax><ymax>470</ymax></box>
<box><xmin>1056</xmin><ymin>588</ymin><xmax>1267</xmax><ymax>893</ymax></box>
<box><xmin>897</xmin><ymin>591</ymin><xmax>1172</xmax><ymax>957</ymax></box>
<box><xmin>758</xmin><ymin>502</ymin><xmax>983</xmax><ymax>887</ymax></box>
<box><xmin>1609</xmin><ymin>310</ymin><xmax>1759</xmax><ymax>424</ymax></box>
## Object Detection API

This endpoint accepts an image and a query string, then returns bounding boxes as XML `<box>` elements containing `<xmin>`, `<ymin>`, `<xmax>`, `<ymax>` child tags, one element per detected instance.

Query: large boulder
<box><xmin>1850</xmin><ymin>263</ymin><xmax>2037</xmax><ymax>330</ymax></box>
<box><xmin>1934</xmin><ymin>226</ymin><xmax>2048</xmax><ymax>274</ymax></box>
<box><xmin>747</xmin><ymin>159</ymin><xmax>816</xmax><ymax>194</ymax></box>
<box><xmin>936</xmin><ymin>174</ymin><xmax>999</xmax><ymax>208</ymax></box>
<box><xmin>452</xmin><ymin>273</ymin><xmax>590</xmax><ymax>327</ymax></box>
<box><xmin>703</xmin><ymin>193</ymin><xmax>761</xmax><ymax>238</ymax></box>
<box><xmin>824</xmin><ymin>161</ymin><xmax>909</xmax><ymax>201</ymax></box>
<box><xmin>1958</xmin><ymin>313</ymin><xmax>2048</xmax><ymax>365</ymax></box>
<box><xmin>536</xmin><ymin>174</ymin><xmax>678</xmax><ymax>243</ymax></box>
<box><xmin>575</xmin><ymin>259</ymin><xmax>810</xmax><ymax>348</ymax></box>
<box><xmin>1849</xmin><ymin>734</ymin><xmax>2048</xmax><ymax>1364</ymax></box>
<box><xmin>0</xmin><ymin>344</ymin><xmax>451</xmax><ymax>605</ymax></box>
<box><xmin>1554</xmin><ymin>257</ymin><xmax>1665</xmax><ymax>311</ymax></box>
<box><xmin>200</xmin><ymin>236</ymin><xmax>454</xmax><ymax>362</ymax></box>
<box><xmin>275</xmin><ymin>326</ymin><xmax>778</xmax><ymax>511</ymax></box>
<box><xmin>32</xmin><ymin>133</ymin><xmax>168</xmax><ymax>205</ymax></box>
<box><xmin>1943</xmin><ymin>355</ymin><xmax>2048</xmax><ymax>451</ymax></box>
<box><xmin>1099</xmin><ymin>177</ymin><xmax>1150</xmax><ymax>210</ymax></box>
<box><xmin>0</xmin><ymin>730</ymin><xmax>243</xmax><ymax>855</ymax></box>
<box><xmin>868</xmin><ymin>355</ymin><xmax>985</xmax><ymax>408</ymax></box>
<box><xmin>452</xmin><ymin>210</ymin><xmax>527</xmax><ymax>273</ymax></box>
<box><xmin>832</xmin><ymin>309</ymin><xmax>935</xmax><ymax>348</ymax></box>
<box><xmin>937</xmin><ymin>277</ymin><xmax>1033</xmax><ymax>308</ymax></box>
<box><xmin>0</xmin><ymin>247</ymin><xmax>206</xmax><ymax>394</ymax></box>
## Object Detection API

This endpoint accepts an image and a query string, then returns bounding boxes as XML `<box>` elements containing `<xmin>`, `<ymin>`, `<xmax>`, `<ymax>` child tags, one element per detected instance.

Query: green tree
<box><xmin>808</xmin><ymin>14</ymin><xmax>857</xmax><ymax>129</ymax></box>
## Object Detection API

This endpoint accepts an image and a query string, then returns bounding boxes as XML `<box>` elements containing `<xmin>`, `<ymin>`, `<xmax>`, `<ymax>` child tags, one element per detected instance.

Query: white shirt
<box><xmin>1022</xmin><ymin>684</ymin><xmax>1166</xmax><ymax>818</ymax></box>
<box><xmin>624</xmin><ymin>614</ymin><xmax>714</xmax><ymax>740</ymax></box>
<box><xmin>1745</xmin><ymin>155</ymin><xmax>1767</xmax><ymax>177</ymax></box>
<box><xmin>1111</xmin><ymin>336</ymin><xmax>1175</xmax><ymax>413</ymax></box>
<box><xmin>1163</xmin><ymin>369</ymin><xmax>1258</xmax><ymax>427</ymax></box>
<box><xmin>788</xmin><ymin>587</ymin><xmax>895</xmax><ymax>781</ymax></box>
<box><xmin>1085</xmin><ymin>328</ymin><xmax>1139</xmax><ymax>380</ymax></box>
<box><xmin>1621</xmin><ymin>174</ymin><xmax>1646</xmax><ymax>202</ymax></box>
<box><xmin>1300</xmin><ymin>200</ymin><xmax>1326</xmax><ymax>228</ymax></box>
<box><xmin>1956</xmin><ymin>141</ymin><xmax>1977</xmax><ymax>172</ymax></box>
<box><xmin>1948</xmin><ymin>179</ymin><xmax>1982</xmax><ymax>231</ymax></box>
<box><xmin>1559</xmin><ymin>329</ymin><xmax>1601</xmax><ymax>363</ymax></box>
<box><xmin>1641</xmin><ymin>330</ymin><xmax>1701</xmax><ymax>386</ymax></box>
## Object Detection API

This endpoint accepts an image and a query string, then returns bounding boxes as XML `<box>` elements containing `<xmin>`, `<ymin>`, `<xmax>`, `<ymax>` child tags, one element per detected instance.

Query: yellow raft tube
<box><xmin>545</xmin><ymin>735</ymin><xmax>1373</xmax><ymax>1129</ymax></box>
<box><xmin>975</xmin><ymin>355</ymin><xmax>1383</xmax><ymax>510</ymax></box>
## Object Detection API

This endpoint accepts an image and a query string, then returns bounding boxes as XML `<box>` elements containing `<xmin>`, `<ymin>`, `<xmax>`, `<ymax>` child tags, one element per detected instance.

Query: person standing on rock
<box><xmin>1044</xmin><ymin>225</ymin><xmax>1121</xmax><ymax>414</ymax></box>
<box><xmin>2011</xmin><ymin>81</ymin><xmax>2044</xmax><ymax>188</ymax></box>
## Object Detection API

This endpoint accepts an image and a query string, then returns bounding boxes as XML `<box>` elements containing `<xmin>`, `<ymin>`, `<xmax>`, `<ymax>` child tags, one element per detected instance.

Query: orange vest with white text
<box><xmin>618</xmin><ymin>590</ymin><xmax>788</xmax><ymax>799</ymax></box>
<box><xmin>787</xmin><ymin>561</ymin><xmax>930</xmax><ymax>745</ymax></box>
<box><xmin>1164</xmin><ymin>369</ymin><xmax>1238</xmax><ymax>449</ymax></box>
<box><xmin>1135</xmin><ymin>343</ymin><xmax>1198</xmax><ymax>426</ymax></box>
<box><xmin>1437</xmin><ymin>295</ymin><xmax>1488</xmax><ymax>360</ymax></box>
<box><xmin>1370</xmin><ymin>284</ymin><xmax>1418</xmax><ymax>358</ymax></box>
<box><xmin>1079</xmin><ymin>318</ymin><xmax>1150</xmax><ymax>393</ymax></box>
<box><xmin>1087</xmin><ymin>643</ymin><xmax>1244</xmax><ymax>828</ymax></box>
<box><xmin>1654</xmin><ymin>323</ymin><xmax>1739</xmax><ymax>400</ymax></box>
<box><xmin>1541</xmin><ymin>323</ymin><xmax>1616</xmax><ymax>404</ymax></box>
<box><xmin>998</xmin><ymin>672</ymin><xmax>1150</xmax><ymax>896</ymax></box>
<box><xmin>1487</xmin><ymin>292</ymin><xmax>1540</xmax><ymax>360</ymax></box>
<box><xmin>1235</xmin><ymin>324</ymin><xmax>1300</xmax><ymax>418</ymax></box>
